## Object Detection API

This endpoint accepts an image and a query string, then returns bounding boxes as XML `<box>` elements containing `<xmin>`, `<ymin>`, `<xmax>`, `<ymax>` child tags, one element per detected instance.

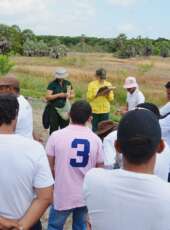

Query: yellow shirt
<box><xmin>87</xmin><ymin>80</ymin><xmax>114</xmax><ymax>114</ymax></box>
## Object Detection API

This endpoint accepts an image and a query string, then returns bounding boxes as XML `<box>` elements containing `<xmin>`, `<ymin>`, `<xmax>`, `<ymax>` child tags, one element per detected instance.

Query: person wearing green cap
<box><xmin>86</xmin><ymin>68</ymin><xmax>114</xmax><ymax>132</ymax></box>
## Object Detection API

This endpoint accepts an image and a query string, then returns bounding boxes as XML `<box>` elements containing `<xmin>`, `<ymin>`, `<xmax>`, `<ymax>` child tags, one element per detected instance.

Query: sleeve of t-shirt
<box><xmin>96</xmin><ymin>138</ymin><xmax>104</xmax><ymax>164</ymax></box>
<box><xmin>137</xmin><ymin>92</ymin><xmax>145</xmax><ymax>104</ymax></box>
<box><xmin>47</xmin><ymin>82</ymin><xmax>54</xmax><ymax>91</ymax></box>
<box><xmin>160</xmin><ymin>103</ymin><xmax>170</xmax><ymax>116</ymax></box>
<box><xmin>33</xmin><ymin>145</ymin><xmax>54</xmax><ymax>188</ymax></box>
<box><xmin>46</xmin><ymin>134</ymin><xmax>55</xmax><ymax>157</ymax></box>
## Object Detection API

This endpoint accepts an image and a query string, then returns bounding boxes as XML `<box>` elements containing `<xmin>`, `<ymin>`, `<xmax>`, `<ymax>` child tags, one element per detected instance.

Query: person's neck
<box><xmin>0</xmin><ymin>124</ymin><xmax>15</xmax><ymax>134</ymax></box>
<box><xmin>123</xmin><ymin>156</ymin><xmax>155</xmax><ymax>174</ymax></box>
<box><xmin>98</xmin><ymin>79</ymin><xmax>104</xmax><ymax>84</ymax></box>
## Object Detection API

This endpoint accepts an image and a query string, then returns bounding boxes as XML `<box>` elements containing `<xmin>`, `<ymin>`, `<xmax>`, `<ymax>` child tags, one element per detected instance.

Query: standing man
<box><xmin>0</xmin><ymin>94</ymin><xmax>54</xmax><ymax>230</ymax></box>
<box><xmin>84</xmin><ymin>109</ymin><xmax>170</xmax><ymax>230</ymax></box>
<box><xmin>0</xmin><ymin>75</ymin><xmax>33</xmax><ymax>139</ymax></box>
<box><xmin>124</xmin><ymin>76</ymin><xmax>145</xmax><ymax>111</ymax></box>
<box><xmin>46</xmin><ymin>67</ymin><xmax>74</xmax><ymax>134</ymax></box>
<box><xmin>87</xmin><ymin>68</ymin><xmax>114</xmax><ymax>132</ymax></box>
<box><xmin>160</xmin><ymin>81</ymin><xmax>170</xmax><ymax>115</ymax></box>
<box><xmin>46</xmin><ymin>100</ymin><xmax>104</xmax><ymax>230</ymax></box>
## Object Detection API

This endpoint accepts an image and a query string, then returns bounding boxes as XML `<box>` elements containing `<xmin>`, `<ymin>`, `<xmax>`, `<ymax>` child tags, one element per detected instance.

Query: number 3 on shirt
<box><xmin>70</xmin><ymin>139</ymin><xmax>90</xmax><ymax>167</ymax></box>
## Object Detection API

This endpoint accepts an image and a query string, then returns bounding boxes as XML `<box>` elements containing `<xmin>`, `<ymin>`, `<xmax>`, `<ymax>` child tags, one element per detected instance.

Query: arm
<box><xmin>18</xmin><ymin>186</ymin><xmax>53</xmax><ymax>230</ymax></box>
<box><xmin>106</xmin><ymin>89</ymin><xmax>114</xmax><ymax>102</ymax></box>
<box><xmin>48</xmin><ymin>156</ymin><xmax>55</xmax><ymax>179</ymax></box>
<box><xmin>45</xmin><ymin>90</ymin><xmax>67</xmax><ymax>102</ymax></box>
<box><xmin>87</xmin><ymin>84</ymin><xmax>97</xmax><ymax>102</ymax></box>
<box><xmin>0</xmin><ymin>217</ymin><xmax>19</xmax><ymax>230</ymax></box>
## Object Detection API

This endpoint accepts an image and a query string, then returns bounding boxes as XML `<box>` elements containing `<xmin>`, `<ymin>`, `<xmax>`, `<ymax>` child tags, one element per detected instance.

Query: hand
<box><xmin>0</xmin><ymin>217</ymin><xmax>19</xmax><ymax>229</ymax></box>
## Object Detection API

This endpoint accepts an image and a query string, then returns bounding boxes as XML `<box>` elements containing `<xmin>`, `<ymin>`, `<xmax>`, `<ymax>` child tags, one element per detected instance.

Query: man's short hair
<box><xmin>70</xmin><ymin>100</ymin><xmax>92</xmax><ymax>125</ymax></box>
<box><xmin>117</xmin><ymin>109</ymin><xmax>161</xmax><ymax>165</ymax></box>
<box><xmin>165</xmin><ymin>82</ymin><xmax>170</xmax><ymax>89</ymax></box>
<box><xmin>0</xmin><ymin>94</ymin><xmax>19</xmax><ymax>126</ymax></box>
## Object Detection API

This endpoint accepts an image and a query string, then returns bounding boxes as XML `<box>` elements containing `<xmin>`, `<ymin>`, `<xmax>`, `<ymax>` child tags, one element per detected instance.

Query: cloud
<box><xmin>108</xmin><ymin>0</ymin><xmax>137</xmax><ymax>7</ymax></box>
<box><xmin>0</xmin><ymin>0</ymin><xmax>97</xmax><ymax>36</ymax></box>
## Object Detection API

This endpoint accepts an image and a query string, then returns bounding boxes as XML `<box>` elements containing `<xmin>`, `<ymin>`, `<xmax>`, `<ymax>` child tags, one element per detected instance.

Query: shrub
<box><xmin>0</xmin><ymin>55</ymin><xmax>14</xmax><ymax>76</ymax></box>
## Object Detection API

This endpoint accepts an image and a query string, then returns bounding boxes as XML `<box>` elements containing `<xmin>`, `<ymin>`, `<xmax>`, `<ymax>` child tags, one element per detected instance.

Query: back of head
<box><xmin>0</xmin><ymin>94</ymin><xmax>19</xmax><ymax>126</ymax></box>
<box><xmin>117</xmin><ymin>109</ymin><xmax>161</xmax><ymax>165</ymax></box>
<box><xmin>70</xmin><ymin>100</ymin><xmax>92</xmax><ymax>125</ymax></box>
<box><xmin>96</xmin><ymin>68</ymin><xmax>106</xmax><ymax>80</ymax></box>
<box><xmin>165</xmin><ymin>81</ymin><xmax>170</xmax><ymax>89</ymax></box>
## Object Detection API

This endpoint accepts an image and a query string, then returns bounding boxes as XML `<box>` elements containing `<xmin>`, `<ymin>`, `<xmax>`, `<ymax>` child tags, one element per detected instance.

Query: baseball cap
<box><xmin>96</xmin><ymin>68</ymin><xmax>106</xmax><ymax>79</ymax></box>
<box><xmin>54</xmin><ymin>67</ymin><xmax>69</xmax><ymax>79</ymax></box>
<box><xmin>123</xmin><ymin>76</ymin><xmax>138</xmax><ymax>89</ymax></box>
<box><xmin>117</xmin><ymin>109</ymin><xmax>161</xmax><ymax>164</ymax></box>
<box><xmin>136</xmin><ymin>103</ymin><xmax>162</xmax><ymax>119</ymax></box>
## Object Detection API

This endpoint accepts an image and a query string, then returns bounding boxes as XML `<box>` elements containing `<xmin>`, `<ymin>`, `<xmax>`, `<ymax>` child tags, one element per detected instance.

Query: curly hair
<box><xmin>0</xmin><ymin>94</ymin><xmax>19</xmax><ymax>126</ymax></box>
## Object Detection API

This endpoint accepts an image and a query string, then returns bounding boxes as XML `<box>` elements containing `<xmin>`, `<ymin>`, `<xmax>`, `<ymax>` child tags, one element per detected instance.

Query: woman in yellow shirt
<box><xmin>87</xmin><ymin>68</ymin><xmax>114</xmax><ymax>132</ymax></box>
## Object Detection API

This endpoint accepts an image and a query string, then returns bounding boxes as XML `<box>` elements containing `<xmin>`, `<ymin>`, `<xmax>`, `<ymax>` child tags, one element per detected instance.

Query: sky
<box><xmin>0</xmin><ymin>0</ymin><xmax>169</xmax><ymax>38</ymax></box>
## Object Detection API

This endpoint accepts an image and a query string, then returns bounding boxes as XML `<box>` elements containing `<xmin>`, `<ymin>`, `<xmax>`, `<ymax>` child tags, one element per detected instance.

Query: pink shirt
<box><xmin>46</xmin><ymin>124</ymin><xmax>104</xmax><ymax>211</ymax></box>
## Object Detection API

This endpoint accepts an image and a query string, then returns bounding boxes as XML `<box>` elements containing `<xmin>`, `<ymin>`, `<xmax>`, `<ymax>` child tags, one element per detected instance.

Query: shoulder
<box><xmin>104</xmin><ymin>130</ymin><xmax>117</xmax><ymax>141</ymax></box>
<box><xmin>84</xmin><ymin>168</ymin><xmax>107</xmax><ymax>186</ymax></box>
<box><xmin>88</xmin><ymin>80</ymin><xmax>97</xmax><ymax>87</ymax></box>
<box><xmin>138</xmin><ymin>90</ymin><xmax>145</xmax><ymax>97</ymax></box>
<box><xmin>64</xmin><ymin>79</ymin><xmax>71</xmax><ymax>85</ymax></box>
<box><xmin>16</xmin><ymin>135</ymin><xmax>46</xmax><ymax>157</ymax></box>
<box><xmin>47</xmin><ymin>80</ymin><xmax>56</xmax><ymax>89</ymax></box>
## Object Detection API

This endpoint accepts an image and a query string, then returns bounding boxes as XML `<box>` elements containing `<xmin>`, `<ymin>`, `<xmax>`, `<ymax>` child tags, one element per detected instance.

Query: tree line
<box><xmin>1</xmin><ymin>23</ymin><xmax>170</xmax><ymax>58</ymax></box>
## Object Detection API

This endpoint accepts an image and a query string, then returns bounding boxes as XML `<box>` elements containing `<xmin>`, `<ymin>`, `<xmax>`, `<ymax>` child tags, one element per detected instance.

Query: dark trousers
<box><xmin>92</xmin><ymin>113</ymin><xmax>109</xmax><ymax>132</ymax></box>
<box><xmin>49</xmin><ymin>107</ymin><xmax>69</xmax><ymax>134</ymax></box>
<box><xmin>30</xmin><ymin>221</ymin><xmax>42</xmax><ymax>230</ymax></box>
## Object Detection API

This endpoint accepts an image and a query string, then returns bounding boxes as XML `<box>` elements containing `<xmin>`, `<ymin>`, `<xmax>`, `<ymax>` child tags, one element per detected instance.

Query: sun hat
<box><xmin>123</xmin><ymin>76</ymin><xmax>138</xmax><ymax>89</ymax></box>
<box><xmin>0</xmin><ymin>75</ymin><xmax>19</xmax><ymax>89</ymax></box>
<box><xmin>96</xmin><ymin>120</ymin><xmax>118</xmax><ymax>136</ymax></box>
<box><xmin>54</xmin><ymin>67</ymin><xmax>69</xmax><ymax>79</ymax></box>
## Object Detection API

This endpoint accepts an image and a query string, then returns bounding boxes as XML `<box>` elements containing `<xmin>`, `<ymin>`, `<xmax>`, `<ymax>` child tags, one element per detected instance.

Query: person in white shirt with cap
<box><xmin>124</xmin><ymin>76</ymin><xmax>145</xmax><ymax>111</ymax></box>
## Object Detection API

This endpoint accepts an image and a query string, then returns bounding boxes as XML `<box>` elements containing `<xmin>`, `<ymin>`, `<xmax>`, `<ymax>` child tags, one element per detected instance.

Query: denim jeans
<box><xmin>48</xmin><ymin>205</ymin><xmax>87</xmax><ymax>230</ymax></box>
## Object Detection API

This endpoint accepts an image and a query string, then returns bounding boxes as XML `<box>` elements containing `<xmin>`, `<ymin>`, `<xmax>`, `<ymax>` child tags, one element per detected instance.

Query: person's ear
<box><xmin>156</xmin><ymin>139</ymin><xmax>165</xmax><ymax>154</ymax></box>
<box><xmin>115</xmin><ymin>140</ymin><xmax>122</xmax><ymax>154</ymax></box>
<box><xmin>87</xmin><ymin>115</ymin><xmax>93</xmax><ymax>123</ymax></box>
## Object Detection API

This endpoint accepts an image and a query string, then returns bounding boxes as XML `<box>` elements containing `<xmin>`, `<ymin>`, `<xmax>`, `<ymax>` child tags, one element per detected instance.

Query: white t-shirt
<box><xmin>160</xmin><ymin>116</ymin><xmax>170</xmax><ymax>147</ymax></box>
<box><xmin>16</xmin><ymin>95</ymin><xmax>33</xmax><ymax>139</ymax></box>
<box><xmin>0</xmin><ymin>134</ymin><xmax>54</xmax><ymax>219</ymax></box>
<box><xmin>84</xmin><ymin>168</ymin><xmax>170</xmax><ymax>230</ymax></box>
<box><xmin>127</xmin><ymin>89</ymin><xmax>145</xmax><ymax>111</ymax></box>
<box><xmin>103</xmin><ymin>131</ymin><xmax>170</xmax><ymax>181</ymax></box>
<box><xmin>103</xmin><ymin>130</ymin><xmax>117</xmax><ymax>167</ymax></box>
<box><xmin>160</xmin><ymin>102</ymin><xmax>170</xmax><ymax>116</ymax></box>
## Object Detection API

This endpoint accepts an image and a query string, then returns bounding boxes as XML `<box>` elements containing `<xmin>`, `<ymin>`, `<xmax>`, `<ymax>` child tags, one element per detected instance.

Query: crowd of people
<box><xmin>0</xmin><ymin>67</ymin><xmax>170</xmax><ymax>230</ymax></box>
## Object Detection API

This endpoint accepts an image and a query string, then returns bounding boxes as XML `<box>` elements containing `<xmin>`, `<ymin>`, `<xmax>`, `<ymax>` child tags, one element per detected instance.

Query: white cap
<box><xmin>54</xmin><ymin>67</ymin><xmax>69</xmax><ymax>79</ymax></box>
<box><xmin>124</xmin><ymin>76</ymin><xmax>138</xmax><ymax>89</ymax></box>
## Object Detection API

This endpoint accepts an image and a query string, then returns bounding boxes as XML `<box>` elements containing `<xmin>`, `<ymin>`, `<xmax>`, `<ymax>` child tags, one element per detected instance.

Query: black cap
<box><xmin>117</xmin><ymin>109</ymin><xmax>161</xmax><ymax>151</ymax></box>
<box><xmin>165</xmin><ymin>81</ymin><xmax>170</xmax><ymax>89</ymax></box>
<box><xmin>136</xmin><ymin>103</ymin><xmax>163</xmax><ymax>119</ymax></box>
<box><xmin>96</xmin><ymin>68</ymin><xmax>106</xmax><ymax>79</ymax></box>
